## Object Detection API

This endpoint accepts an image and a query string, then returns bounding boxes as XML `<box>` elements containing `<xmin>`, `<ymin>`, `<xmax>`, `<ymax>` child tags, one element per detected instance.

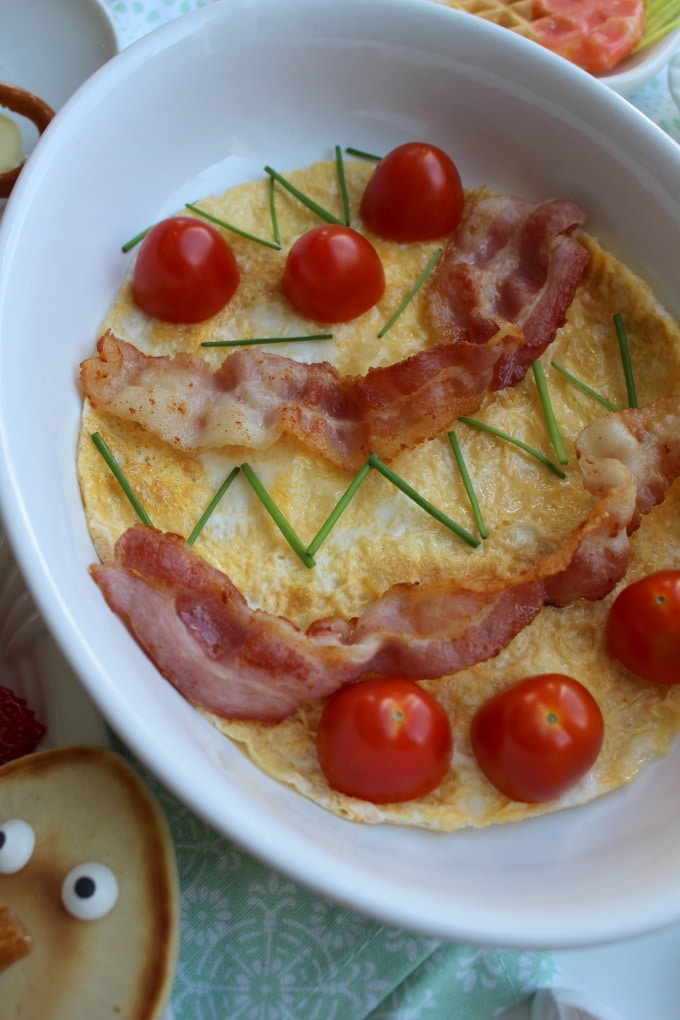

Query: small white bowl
<box><xmin>0</xmin><ymin>0</ymin><xmax>118</xmax><ymax>195</ymax></box>
<box><xmin>1</xmin><ymin>0</ymin><xmax>680</xmax><ymax>950</ymax></box>
<box><xmin>429</xmin><ymin>2</ymin><xmax>680</xmax><ymax>98</ymax></box>
<box><xmin>600</xmin><ymin>25</ymin><xmax>680</xmax><ymax>96</ymax></box>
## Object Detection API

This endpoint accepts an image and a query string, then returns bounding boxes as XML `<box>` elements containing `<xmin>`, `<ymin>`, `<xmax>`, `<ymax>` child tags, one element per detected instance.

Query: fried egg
<box><xmin>77</xmin><ymin>158</ymin><xmax>680</xmax><ymax>830</ymax></box>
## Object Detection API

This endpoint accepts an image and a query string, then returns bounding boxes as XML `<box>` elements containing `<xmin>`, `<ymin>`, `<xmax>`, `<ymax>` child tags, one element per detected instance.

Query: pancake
<box><xmin>0</xmin><ymin>746</ymin><xmax>179</xmax><ymax>1019</ymax></box>
<box><xmin>77</xmin><ymin>157</ymin><xmax>680</xmax><ymax>830</ymax></box>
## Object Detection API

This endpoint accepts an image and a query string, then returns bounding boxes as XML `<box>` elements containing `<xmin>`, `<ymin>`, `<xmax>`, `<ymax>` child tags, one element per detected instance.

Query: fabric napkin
<box><xmin>117</xmin><ymin>742</ymin><xmax>557</xmax><ymax>1020</ymax></box>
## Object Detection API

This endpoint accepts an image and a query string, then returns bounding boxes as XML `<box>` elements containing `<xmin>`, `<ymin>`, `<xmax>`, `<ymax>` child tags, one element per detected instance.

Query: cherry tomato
<box><xmin>470</xmin><ymin>674</ymin><xmax>604</xmax><ymax>803</ymax></box>
<box><xmin>360</xmin><ymin>142</ymin><xmax>464</xmax><ymax>242</ymax></box>
<box><xmin>606</xmin><ymin>570</ymin><xmax>680</xmax><ymax>686</ymax></box>
<box><xmin>132</xmin><ymin>216</ymin><xmax>240</xmax><ymax>323</ymax></box>
<box><xmin>316</xmin><ymin>677</ymin><xmax>453</xmax><ymax>804</ymax></box>
<box><xmin>283</xmin><ymin>224</ymin><xmax>385</xmax><ymax>323</ymax></box>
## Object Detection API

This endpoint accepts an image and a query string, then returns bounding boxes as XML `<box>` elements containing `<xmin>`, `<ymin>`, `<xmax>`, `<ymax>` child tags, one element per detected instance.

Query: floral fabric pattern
<box><xmin>122</xmin><ymin>743</ymin><xmax>558</xmax><ymax>1019</ymax></box>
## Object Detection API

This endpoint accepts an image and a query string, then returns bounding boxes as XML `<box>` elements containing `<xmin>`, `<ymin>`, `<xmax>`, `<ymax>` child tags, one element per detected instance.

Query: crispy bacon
<box><xmin>81</xmin><ymin>194</ymin><xmax>588</xmax><ymax>470</ymax></box>
<box><xmin>81</xmin><ymin>332</ymin><xmax>502</xmax><ymax>472</ymax></box>
<box><xmin>91</xmin><ymin>396</ymin><xmax>680</xmax><ymax>723</ymax></box>
<box><xmin>427</xmin><ymin>194</ymin><xmax>589</xmax><ymax>388</ymax></box>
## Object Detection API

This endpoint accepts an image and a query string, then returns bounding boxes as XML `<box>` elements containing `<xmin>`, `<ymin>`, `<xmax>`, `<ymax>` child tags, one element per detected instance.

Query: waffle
<box><xmin>437</xmin><ymin>0</ymin><xmax>649</xmax><ymax>72</ymax></box>
<box><xmin>438</xmin><ymin>0</ymin><xmax>535</xmax><ymax>37</ymax></box>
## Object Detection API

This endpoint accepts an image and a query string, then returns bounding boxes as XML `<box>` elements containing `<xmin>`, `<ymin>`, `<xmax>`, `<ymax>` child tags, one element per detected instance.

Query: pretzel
<box><xmin>0</xmin><ymin>84</ymin><xmax>54</xmax><ymax>199</ymax></box>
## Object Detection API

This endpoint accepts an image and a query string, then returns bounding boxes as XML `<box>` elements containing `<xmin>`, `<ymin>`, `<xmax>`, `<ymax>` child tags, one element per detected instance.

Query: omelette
<box><xmin>77</xmin><ymin>156</ymin><xmax>680</xmax><ymax>830</ymax></box>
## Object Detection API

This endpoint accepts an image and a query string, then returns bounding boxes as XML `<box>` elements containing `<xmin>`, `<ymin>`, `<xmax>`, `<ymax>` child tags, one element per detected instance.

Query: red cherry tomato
<box><xmin>360</xmin><ymin>142</ymin><xmax>464</xmax><ymax>242</ymax></box>
<box><xmin>470</xmin><ymin>674</ymin><xmax>604</xmax><ymax>803</ymax></box>
<box><xmin>606</xmin><ymin>570</ymin><xmax>680</xmax><ymax>685</ymax></box>
<box><xmin>316</xmin><ymin>677</ymin><xmax>453</xmax><ymax>804</ymax></box>
<box><xmin>283</xmin><ymin>224</ymin><xmax>385</xmax><ymax>323</ymax></box>
<box><xmin>132</xmin><ymin>216</ymin><xmax>240</xmax><ymax>323</ymax></box>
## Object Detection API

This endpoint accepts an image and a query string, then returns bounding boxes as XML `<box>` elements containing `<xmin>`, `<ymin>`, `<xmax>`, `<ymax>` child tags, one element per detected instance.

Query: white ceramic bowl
<box><xmin>1</xmin><ymin>0</ymin><xmax>680</xmax><ymax>950</ymax></box>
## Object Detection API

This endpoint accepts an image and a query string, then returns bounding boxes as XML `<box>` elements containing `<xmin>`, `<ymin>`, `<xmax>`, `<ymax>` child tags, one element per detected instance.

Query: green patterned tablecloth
<box><xmin>100</xmin><ymin>3</ymin><xmax>679</xmax><ymax>1015</ymax></box>
<box><xmin>119</xmin><ymin>742</ymin><xmax>557</xmax><ymax>1020</ymax></box>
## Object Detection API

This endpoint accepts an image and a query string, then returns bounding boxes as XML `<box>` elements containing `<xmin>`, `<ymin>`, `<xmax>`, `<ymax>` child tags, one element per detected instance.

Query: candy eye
<box><xmin>0</xmin><ymin>819</ymin><xmax>35</xmax><ymax>874</ymax></box>
<box><xmin>61</xmin><ymin>862</ymin><xmax>119</xmax><ymax>920</ymax></box>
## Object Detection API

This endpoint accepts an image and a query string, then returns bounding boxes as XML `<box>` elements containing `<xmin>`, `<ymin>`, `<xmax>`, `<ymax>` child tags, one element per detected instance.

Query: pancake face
<box><xmin>0</xmin><ymin>747</ymin><xmax>179</xmax><ymax>1019</ymax></box>
<box><xmin>77</xmin><ymin>158</ymin><xmax>680</xmax><ymax>830</ymax></box>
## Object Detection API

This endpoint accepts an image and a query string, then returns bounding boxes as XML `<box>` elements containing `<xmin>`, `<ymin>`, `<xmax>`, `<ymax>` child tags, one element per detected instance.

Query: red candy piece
<box><xmin>0</xmin><ymin>686</ymin><xmax>46</xmax><ymax>765</ymax></box>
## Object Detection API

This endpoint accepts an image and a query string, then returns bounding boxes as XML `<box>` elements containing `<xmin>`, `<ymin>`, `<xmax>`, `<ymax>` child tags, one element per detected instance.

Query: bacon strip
<box><xmin>81</xmin><ymin>195</ymin><xmax>588</xmax><ymax>470</ymax></box>
<box><xmin>81</xmin><ymin>331</ymin><xmax>502</xmax><ymax>472</ymax></box>
<box><xmin>427</xmin><ymin>194</ymin><xmax>588</xmax><ymax>388</ymax></box>
<box><xmin>91</xmin><ymin>396</ymin><xmax>680</xmax><ymax>723</ymax></box>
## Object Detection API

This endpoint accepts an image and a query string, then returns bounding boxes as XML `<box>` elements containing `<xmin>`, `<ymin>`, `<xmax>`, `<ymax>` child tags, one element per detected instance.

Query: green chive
<box><xmin>635</xmin><ymin>0</ymin><xmax>680</xmax><ymax>50</ymax></box>
<box><xmin>201</xmin><ymin>334</ymin><xmax>333</xmax><ymax>348</ymax></box>
<box><xmin>368</xmin><ymin>453</ymin><xmax>479</xmax><ymax>548</ymax></box>
<box><xmin>186</xmin><ymin>466</ymin><xmax>240</xmax><ymax>546</ymax></box>
<box><xmin>447</xmin><ymin>431</ymin><xmax>487</xmax><ymax>540</ymax></box>
<box><xmin>613</xmin><ymin>313</ymin><xmax>638</xmax><ymax>408</ymax></box>
<box><xmin>268</xmin><ymin>174</ymin><xmax>281</xmax><ymax>247</ymax></box>
<box><xmin>532</xmin><ymin>361</ymin><xmax>568</xmax><ymax>465</ymax></box>
<box><xmin>91</xmin><ymin>432</ymin><xmax>154</xmax><ymax>527</ymax></box>
<box><xmin>240</xmin><ymin>462</ymin><xmax>315</xmax><ymax>568</ymax></box>
<box><xmin>550</xmin><ymin>361</ymin><xmax>620</xmax><ymax>412</ymax></box>
<box><xmin>378</xmin><ymin>248</ymin><xmax>442</xmax><ymax>338</ymax></box>
<box><xmin>344</xmin><ymin>147</ymin><xmax>382</xmax><ymax>162</ymax></box>
<box><xmin>458</xmin><ymin>417</ymin><xmax>567</xmax><ymax>479</ymax></box>
<box><xmin>121</xmin><ymin>226</ymin><xmax>152</xmax><ymax>253</ymax></box>
<box><xmin>264</xmin><ymin>166</ymin><xmax>344</xmax><ymax>225</ymax></box>
<box><xmin>335</xmin><ymin>145</ymin><xmax>351</xmax><ymax>226</ymax></box>
<box><xmin>186</xmin><ymin>202</ymin><xmax>281</xmax><ymax>251</ymax></box>
<box><xmin>306</xmin><ymin>461</ymin><xmax>371</xmax><ymax>557</ymax></box>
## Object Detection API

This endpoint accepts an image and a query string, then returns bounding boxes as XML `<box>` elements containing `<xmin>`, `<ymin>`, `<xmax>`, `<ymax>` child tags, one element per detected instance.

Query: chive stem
<box><xmin>121</xmin><ymin>226</ymin><xmax>152</xmax><ymax>253</ymax></box>
<box><xmin>458</xmin><ymin>417</ymin><xmax>567</xmax><ymax>479</ymax></box>
<box><xmin>368</xmin><ymin>453</ymin><xmax>479</xmax><ymax>548</ymax></box>
<box><xmin>613</xmin><ymin>313</ymin><xmax>638</xmax><ymax>408</ymax></box>
<box><xmin>186</xmin><ymin>202</ymin><xmax>281</xmax><ymax>251</ymax></box>
<box><xmin>378</xmin><ymin>248</ymin><xmax>442</xmax><ymax>338</ymax></box>
<box><xmin>91</xmin><ymin>432</ymin><xmax>154</xmax><ymax>527</ymax></box>
<box><xmin>447</xmin><ymin>431</ymin><xmax>487</xmax><ymax>539</ymax></box>
<box><xmin>268</xmin><ymin>173</ymin><xmax>281</xmax><ymax>247</ymax></box>
<box><xmin>186</xmin><ymin>466</ymin><xmax>240</xmax><ymax>546</ymax></box>
<box><xmin>344</xmin><ymin>147</ymin><xmax>382</xmax><ymax>162</ymax></box>
<box><xmin>202</xmin><ymin>334</ymin><xmax>333</xmax><ymax>348</ymax></box>
<box><xmin>305</xmin><ymin>461</ymin><xmax>372</xmax><ymax>557</ymax></box>
<box><xmin>335</xmin><ymin>144</ymin><xmax>351</xmax><ymax>226</ymax></box>
<box><xmin>550</xmin><ymin>361</ymin><xmax>620</xmax><ymax>412</ymax></box>
<box><xmin>240</xmin><ymin>463</ymin><xmax>315</xmax><ymax>568</ymax></box>
<box><xmin>532</xmin><ymin>361</ymin><xmax>568</xmax><ymax>464</ymax></box>
<box><xmin>264</xmin><ymin>166</ymin><xmax>344</xmax><ymax>225</ymax></box>
<box><xmin>635</xmin><ymin>0</ymin><xmax>680</xmax><ymax>50</ymax></box>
